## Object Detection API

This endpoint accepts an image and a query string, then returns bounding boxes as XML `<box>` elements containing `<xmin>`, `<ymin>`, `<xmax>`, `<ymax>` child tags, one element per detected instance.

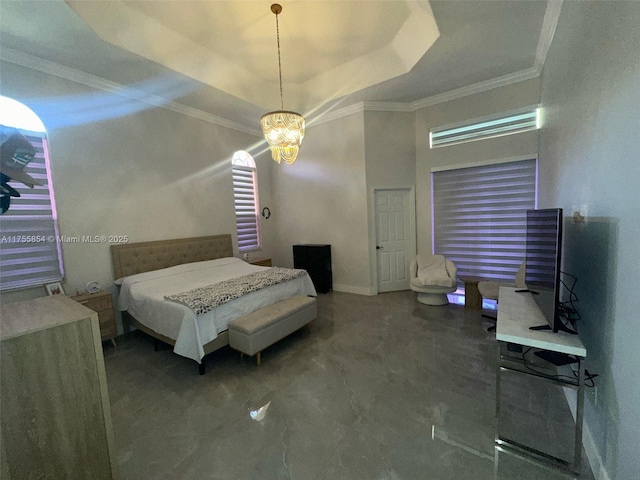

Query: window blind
<box><xmin>430</xmin><ymin>107</ymin><xmax>538</xmax><ymax>148</ymax></box>
<box><xmin>232</xmin><ymin>165</ymin><xmax>260</xmax><ymax>252</ymax></box>
<box><xmin>0</xmin><ymin>135</ymin><xmax>64</xmax><ymax>290</ymax></box>
<box><xmin>432</xmin><ymin>159</ymin><xmax>536</xmax><ymax>282</ymax></box>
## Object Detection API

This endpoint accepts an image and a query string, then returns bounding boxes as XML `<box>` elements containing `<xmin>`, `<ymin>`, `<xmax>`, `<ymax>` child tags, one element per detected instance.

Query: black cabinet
<box><xmin>293</xmin><ymin>244</ymin><xmax>332</xmax><ymax>293</ymax></box>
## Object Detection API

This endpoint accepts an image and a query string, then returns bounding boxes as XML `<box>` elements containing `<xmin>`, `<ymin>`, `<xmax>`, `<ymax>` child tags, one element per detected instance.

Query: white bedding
<box><xmin>117</xmin><ymin>257</ymin><xmax>317</xmax><ymax>362</ymax></box>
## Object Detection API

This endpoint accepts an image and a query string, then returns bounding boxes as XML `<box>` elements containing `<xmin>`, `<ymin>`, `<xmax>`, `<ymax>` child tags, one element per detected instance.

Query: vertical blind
<box><xmin>0</xmin><ymin>135</ymin><xmax>64</xmax><ymax>290</ymax></box>
<box><xmin>432</xmin><ymin>158</ymin><xmax>537</xmax><ymax>283</ymax></box>
<box><xmin>232</xmin><ymin>165</ymin><xmax>260</xmax><ymax>252</ymax></box>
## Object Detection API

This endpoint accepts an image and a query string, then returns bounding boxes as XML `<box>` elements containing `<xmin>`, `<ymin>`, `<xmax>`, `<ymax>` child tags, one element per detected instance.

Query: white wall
<box><xmin>538</xmin><ymin>3</ymin><xmax>640</xmax><ymax>478</ymax></box>
<box><xmin>271</xmin><ymin>112</ymin><xmax>369</xmax><ymax>294</ymax></box>
<box><xmin>364</xmin><ymin>110</ymin><xmax>416</xmax><ymax>292</ymax></box>
<box><xmin>364</xmin><ymin>111</ymin><xmax>416</xmax><ymax>188</ymax></box>
<box><xmin>272</xmin><ymin>81</ymin><xmax>543</xmax><ymax>295</ymax></box>
<box><xmin>414</xmin><ymin>78</ymin><xmax>541</xmax><ymax>255</ymax></box>
<box><xmin>0</xmin><ymin>61</ymin><xmax>274</xmax><ymax>328</ymax></box>
<box><xmin>270</xmin><ymin>110</ymin><xmax>415</xmax><ymax>295</ymax></box>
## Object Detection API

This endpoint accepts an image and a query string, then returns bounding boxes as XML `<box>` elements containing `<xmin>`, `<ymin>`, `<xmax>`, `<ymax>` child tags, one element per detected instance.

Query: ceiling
<box><xmin>0</xmin><ymin>1</ymin><xmax>552</xmax><ymax>134</ymax></box>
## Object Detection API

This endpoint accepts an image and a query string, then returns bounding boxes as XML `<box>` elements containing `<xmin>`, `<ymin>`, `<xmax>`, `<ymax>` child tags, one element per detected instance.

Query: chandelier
<box><xmin>260</xmin><ymin>3</ymin><xmax>305</xmax><ymax>165</ymax></box>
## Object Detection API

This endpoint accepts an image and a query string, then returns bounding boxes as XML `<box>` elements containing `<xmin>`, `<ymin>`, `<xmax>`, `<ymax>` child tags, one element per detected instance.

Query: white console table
<box><xmin>495</xmin><ymin>287</ymin><xmax>586</xmax><ymax>474</ymax></box>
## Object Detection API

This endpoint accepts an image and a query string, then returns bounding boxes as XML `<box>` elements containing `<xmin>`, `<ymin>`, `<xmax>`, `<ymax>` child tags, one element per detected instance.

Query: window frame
<box><xmin>1</xmin><ymin>129</ymin><xmax>65</xmax><ymax>291</ymax></box>
<box><xmin>231</xmin><ymin>151</ymin><xmax>261</xmax><ymax>252</ymax></box>
<box><xmin>429</xmin><ymin>105</ymin><xmax>540</xmax><ymax>149</ymax></box>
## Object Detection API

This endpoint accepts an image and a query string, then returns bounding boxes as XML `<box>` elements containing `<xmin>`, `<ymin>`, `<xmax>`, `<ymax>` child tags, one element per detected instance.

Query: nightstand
<box><xmin>249</xmin><ymin>258</ymin><xmax>272</xmax><ymax>267</ymax></box>
<box><xmin>71</xmin><ymin>291</ymin><xmax>117</xmax><ymax>346</ymax></box>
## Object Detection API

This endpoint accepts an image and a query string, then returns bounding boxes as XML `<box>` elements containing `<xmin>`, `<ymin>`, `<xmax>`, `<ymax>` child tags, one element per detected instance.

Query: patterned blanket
<box><xmin>165</xmin><ymin>267</ymin><xmax>307</xmax><ymax>315</ymax></box>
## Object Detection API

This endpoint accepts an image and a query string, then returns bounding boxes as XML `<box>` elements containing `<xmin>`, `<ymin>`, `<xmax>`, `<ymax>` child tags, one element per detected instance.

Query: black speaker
<box><xmin>293</xmin><ymin>244</ymin><xmax>332</xmax><ymax>293</ymax></box>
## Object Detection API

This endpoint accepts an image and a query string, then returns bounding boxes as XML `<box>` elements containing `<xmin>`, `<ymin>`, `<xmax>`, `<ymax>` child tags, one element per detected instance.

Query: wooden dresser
<box><xmin>0</xmin><ymin>296</ymin><xmax>117</xmax><ymax>480</ymax></box>
<box><xmin>71</xmin><ymin>290</ymin><xmax>117</xmax><ymax>346</ymax></box>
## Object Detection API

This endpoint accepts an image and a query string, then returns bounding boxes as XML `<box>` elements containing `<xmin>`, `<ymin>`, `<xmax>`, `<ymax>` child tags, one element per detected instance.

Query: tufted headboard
<box><xmin>110</xmin><ymin>234</ymin><xmax>233</xmax><ymax>280</ymax></box>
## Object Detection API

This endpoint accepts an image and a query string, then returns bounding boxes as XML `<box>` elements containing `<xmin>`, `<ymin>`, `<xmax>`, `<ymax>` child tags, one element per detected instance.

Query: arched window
<box><xmin>232</xmin><ymin>151</ymin><xmax>260</xmax><ymax>252</ymax></box>
<box><xmin>0</xmin><ymin>96</ymin><xmax>64</xmax><ymax>290</ymax></box>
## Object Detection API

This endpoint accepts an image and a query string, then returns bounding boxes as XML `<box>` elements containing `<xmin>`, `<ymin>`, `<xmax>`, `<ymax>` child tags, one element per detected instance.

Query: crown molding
<box><xmin>410</xmin><ymin>67</ymin><xmax>540</xmax><ymax>111</ymax></box>
<box><xmin>408</xmin><ymin>0</ymin><xmax>562</xmax><ymax>111</ymax></box>
<box><xmin>362</xmin><ymin>102</ymin><xmax>413</xmax><ymax>113</ymax></box>
<box><xmin>307</xmin><ymin>100</ymin><xmax>414</xmax><ymax>128</ymax></box>
<box><xmin>300</xmin><ymin>63</ymin><xmax>542</xmax><ymax>126</ymax></box>
<box><xmin>0</xmin><ymin>47</ymin><xmax>263</xmax><ymax>137</ymax></box>
<box><xmin>535</xmin><ymin>0</ymin><xmax>564</xmax><ymax>73</ymax></box>
<box><xmin>307</xmin><ymin>103</ymin><xmax>365</xmax><ymax>128</ymax></box>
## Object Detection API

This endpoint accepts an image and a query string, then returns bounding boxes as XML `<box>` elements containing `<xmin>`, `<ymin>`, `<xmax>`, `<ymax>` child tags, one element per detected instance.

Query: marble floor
<box><xmin>103</xmin><ymin>291</ymin><xmax>595</xmax><ymax>480</ymax></box>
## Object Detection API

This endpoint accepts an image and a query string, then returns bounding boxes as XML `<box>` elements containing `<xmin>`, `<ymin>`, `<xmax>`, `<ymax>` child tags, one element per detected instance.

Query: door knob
<box><xmin>376</xmin><ymin>246</ymin><xmax>383</xmax><ymax>250</ymax></box>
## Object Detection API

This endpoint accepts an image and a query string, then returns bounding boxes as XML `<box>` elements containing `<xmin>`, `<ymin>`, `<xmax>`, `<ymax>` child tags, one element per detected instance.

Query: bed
<box><xmin>110</xmin><ymin>235</ymin><xmax>317</xmax><ymax>374</ymax></box>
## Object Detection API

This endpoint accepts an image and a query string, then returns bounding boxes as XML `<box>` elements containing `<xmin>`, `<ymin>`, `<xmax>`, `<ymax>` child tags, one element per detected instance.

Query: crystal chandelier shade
<box><xmin>261</xmin><ymin>4</ymin><xmax>305</xmax><ymax>165</ymax></box>
<box><xmin>260</xmin><ymin>110</ymin><xmax>305</xmax><ymax>165</ymax></box>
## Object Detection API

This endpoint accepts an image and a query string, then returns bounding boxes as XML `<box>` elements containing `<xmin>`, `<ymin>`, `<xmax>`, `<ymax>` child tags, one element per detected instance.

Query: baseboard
<box><xmin>332</xmin><ymin>284</ymin><xmax>376</xmax><ymax>296</ymax></box>
<box><xmin>562</xmin><ymin>387</ymin><xmax>611</xmax><ymax>480</ymax></box>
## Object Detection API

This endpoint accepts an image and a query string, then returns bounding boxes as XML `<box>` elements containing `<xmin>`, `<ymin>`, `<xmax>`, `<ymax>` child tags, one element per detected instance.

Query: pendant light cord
<box><xmin>275</xmin><ymin>12</ymin><xmax>284</xmax><ymax>110</ymax></box>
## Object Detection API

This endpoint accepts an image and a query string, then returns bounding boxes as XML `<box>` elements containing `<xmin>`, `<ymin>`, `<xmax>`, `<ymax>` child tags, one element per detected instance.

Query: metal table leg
<box><xmin>495</xmin><ymin>342</ymin><xmax>585</xmax><ymax>474</ymax></box>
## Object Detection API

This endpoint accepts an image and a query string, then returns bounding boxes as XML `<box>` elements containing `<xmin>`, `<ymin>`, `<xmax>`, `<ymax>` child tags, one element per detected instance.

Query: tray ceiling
<box><xmin>0</xmin><ymin>0</ymin><xmax>550</xmax><ymax>130</ymax></box>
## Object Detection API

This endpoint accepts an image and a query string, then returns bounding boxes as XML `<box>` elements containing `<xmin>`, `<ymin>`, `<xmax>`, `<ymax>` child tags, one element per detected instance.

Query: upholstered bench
<box><xmin>228</xmin><ymin>295</ymin><xmax>317</xmax><ymax>365</ymax></box>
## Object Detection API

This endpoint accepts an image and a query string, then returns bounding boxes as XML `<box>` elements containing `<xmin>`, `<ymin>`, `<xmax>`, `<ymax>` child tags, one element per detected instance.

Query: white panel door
<box><xmin>376</xmin><ymin>189</ymin><xmax>410</xmax><ymax>292</ymax></box>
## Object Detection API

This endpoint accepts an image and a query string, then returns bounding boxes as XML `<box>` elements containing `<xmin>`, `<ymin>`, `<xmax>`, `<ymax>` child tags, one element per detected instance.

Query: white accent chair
<box><xmin>409</xmin><ymin>254</ymin><xmax>458</xmax><ymax>306</ymax></box>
